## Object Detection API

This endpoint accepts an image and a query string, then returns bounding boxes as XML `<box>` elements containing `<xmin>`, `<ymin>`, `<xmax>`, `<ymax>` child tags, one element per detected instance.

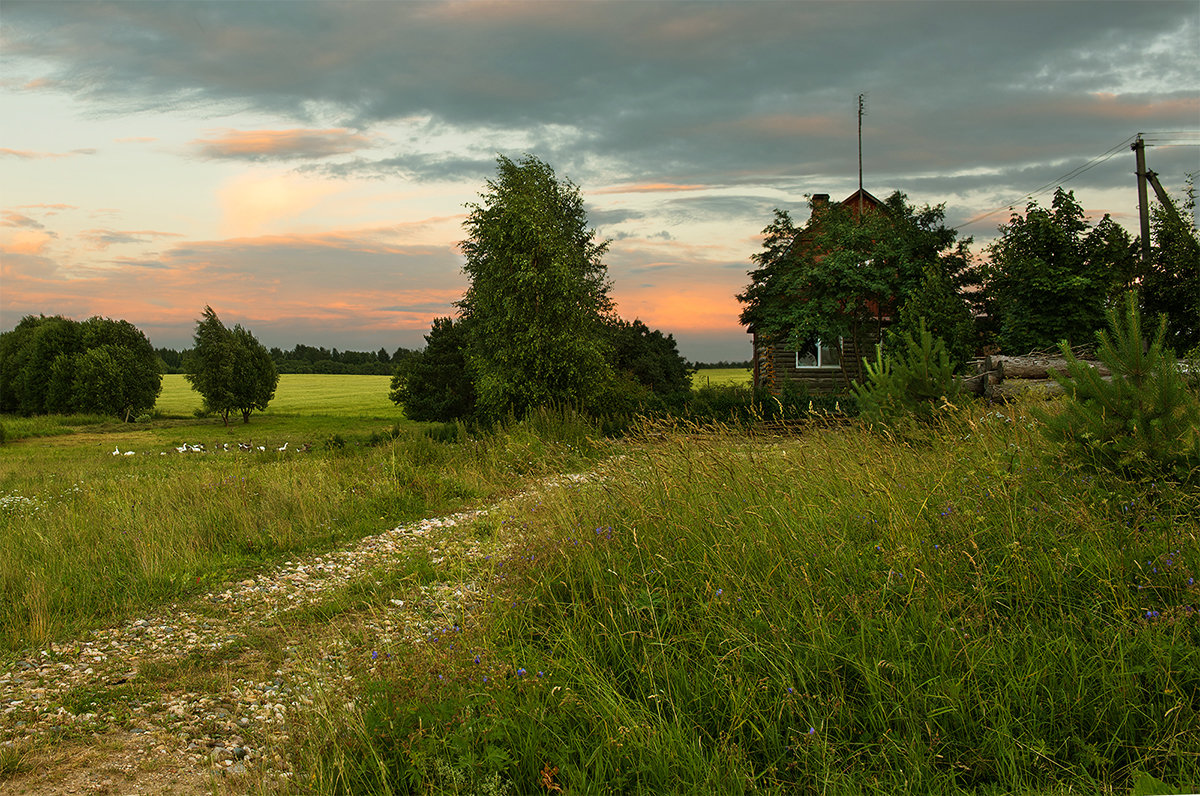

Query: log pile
<box><xmin>960</xmin><ymin>353</ymin><xmax>1110</xmax><ymax>401</ymax></box>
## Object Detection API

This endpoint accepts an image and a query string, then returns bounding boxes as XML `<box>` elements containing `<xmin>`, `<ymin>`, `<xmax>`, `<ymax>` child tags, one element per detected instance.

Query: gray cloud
<box><xmin>298</xmin><ymin>151</ymin><xmax>499</xmax><ymax>183</ymax></box>
<box><xmin>3</xmin><ymin>0</ymin><xmax>1196</xmax><ymax>358</ymax></box>
<box><xmin>4</xmin><ymin>1</ymin><xmax>1195</xmax><ymax>197</ymax></box>
<box><xmin>2</xmin><ymin>211</ymin><xmax>44</xmax><ymax>228</ymax></box>
<box><xmin>378</xmin><ymin>302</ymin><xmax>458</xmax><ymax>314</ymax></box>
<box><xmin>108</xmin><ymin>257</ymin><xmax>169</xmax><ymax>269</ymax></box>
<box><xmin>81</xmin><ymin>228</ymin><xmax>184</xmax><ymax>248</ymax></box>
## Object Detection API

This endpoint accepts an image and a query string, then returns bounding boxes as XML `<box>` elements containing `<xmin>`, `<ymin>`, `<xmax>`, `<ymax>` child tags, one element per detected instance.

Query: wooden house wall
<box><xmin>753</xmin><ymin>331</ymin><xmax>882</xmax><ymax>394</ymax></box>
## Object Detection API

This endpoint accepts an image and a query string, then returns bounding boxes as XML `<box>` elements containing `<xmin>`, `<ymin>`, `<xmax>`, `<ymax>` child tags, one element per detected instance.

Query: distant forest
<box><xmin>155</xmin><ymin>344</ymin><xmax>419</xmax><ymax>376</ymax></box>
<box><xmin>155</xmin><ymin>344</ymin><xmax>748</xmax><ymax>376</ymax></box>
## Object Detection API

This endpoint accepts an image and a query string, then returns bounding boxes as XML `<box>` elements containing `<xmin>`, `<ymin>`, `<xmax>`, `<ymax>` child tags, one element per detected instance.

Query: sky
<box><xmin>2</xmin><ymin>1</ymin><xmax>1198</xmax><ymax>362</ymax></box>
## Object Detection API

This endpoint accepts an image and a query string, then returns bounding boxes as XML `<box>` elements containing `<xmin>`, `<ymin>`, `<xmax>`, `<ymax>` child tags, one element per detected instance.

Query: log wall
<box><xmin>753</xmin><ymin>334</ymin><xmax>880</xmax><ymax>394</ymax></box>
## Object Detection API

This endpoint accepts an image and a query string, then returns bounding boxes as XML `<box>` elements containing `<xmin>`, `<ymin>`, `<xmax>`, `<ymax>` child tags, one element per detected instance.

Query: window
<box><xmin>795</xmin><ymin>338</ymin><xmax>841</xmax><ymax>369</ymax></box>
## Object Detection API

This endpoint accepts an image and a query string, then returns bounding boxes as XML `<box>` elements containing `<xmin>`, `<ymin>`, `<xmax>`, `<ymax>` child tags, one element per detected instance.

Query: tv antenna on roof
<box><xmin>857</xmin><ymin>93</ymin><xmax>866</xmax><ymax>216</ymax></box>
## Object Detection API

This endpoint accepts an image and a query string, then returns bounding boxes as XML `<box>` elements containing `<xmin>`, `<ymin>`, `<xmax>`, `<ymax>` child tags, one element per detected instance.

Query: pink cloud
<box><xmin>616</xmin><ymin>280</ymin><xmax>744</xmax><ymax>336</ymax></box>
<box><xmin>593</xmin><ymin>182</ymin><xmax>709</xmax><ymax>195</ymax></box>
<box><xmin>0</xmin><ymin>229</ymin><xmax>55</xmax><ymax>256</ymax></box>
<box><xmin>1</xmin><ymin>225</ymin><xmax>467</xmax><ymax>345</ymax></box>
<box><xmin>191</xmin><ymin>128</ymin><xmax>378</xmax><ymax>160</ymax></box>
<box><xmin>0</xmin><ymin>147</ymin><xmax>95</xmax><ymax>159</ymax></box>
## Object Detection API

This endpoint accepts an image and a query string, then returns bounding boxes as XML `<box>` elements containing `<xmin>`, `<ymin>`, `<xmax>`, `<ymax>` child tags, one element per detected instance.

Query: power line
<box><xmin>951</xmin><ymin>130</ymin><xmax>1199</xmax><ymax>233</ymax></box>
<box><xmin>952</xmin><ymin>134</ymin><xmax>1138</xmax><ymax>232</ymax></box>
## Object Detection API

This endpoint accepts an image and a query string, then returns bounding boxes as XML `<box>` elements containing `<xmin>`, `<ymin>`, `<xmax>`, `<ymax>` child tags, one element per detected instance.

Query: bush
<box><xmin>1035</xmin><ymin>292</ymin><xmax>1200</xmax><ymax>481</ymax></box>
<box><xmin>853</xmin><ymin>319</ymin><xmax>961</xmax><ymax>426</ymax></box>
<box><xmin>390</xmin><ymin>317</ymin><xmax>476</xmax><ymax>422</ymax></box>
<box><xmin>1183</xmin><ymin>343</ymin><xmax>1200</xmax><ymax>393</ymax></box>
<box><xmin>894</xmin><ymin>267</ymin><xmax>976</xmax><ymax>370</ymax></box>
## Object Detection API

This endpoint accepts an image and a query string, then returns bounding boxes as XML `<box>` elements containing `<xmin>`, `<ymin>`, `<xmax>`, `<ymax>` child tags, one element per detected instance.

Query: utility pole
<box><xmin>1132</xmin><ymin>134</ymin><xmax>1152</xmax><ymax>263</ymax></box>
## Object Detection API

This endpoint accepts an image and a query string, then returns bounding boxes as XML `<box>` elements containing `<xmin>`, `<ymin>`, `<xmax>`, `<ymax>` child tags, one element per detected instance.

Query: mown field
<box><xmin>1</xmin><ymin>376</ymin><xmax>1197</xmax><ymax>794</ymax></box>
<box><xmin>154</xmin><ymin>373</ymin><xmax>397</xmax><ymax>417</ymax></box>
<box><xmin>691</xmin><ymin>367</ymin><xmax>752</xmax><ymax>388</ymax></box>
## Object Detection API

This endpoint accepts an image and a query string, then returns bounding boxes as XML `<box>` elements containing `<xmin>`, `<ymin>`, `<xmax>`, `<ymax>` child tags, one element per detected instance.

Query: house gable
<box><xmin>749</xmin><ymin>188</ymin><xmax>889</xmax><ymax>394</ymax></box>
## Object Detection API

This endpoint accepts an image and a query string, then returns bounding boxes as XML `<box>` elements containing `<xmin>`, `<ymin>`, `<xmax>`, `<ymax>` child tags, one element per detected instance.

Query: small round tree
<box><xmin>185</xmin><ymin>306</ymin><xmax>278</xmax><ymax>425</ymax></box>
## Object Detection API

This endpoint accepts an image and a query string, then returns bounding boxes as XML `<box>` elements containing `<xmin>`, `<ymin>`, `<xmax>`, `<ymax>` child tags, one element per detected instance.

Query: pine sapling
<box><xmin>853</xmin><ymin>318</ymin><xmax>961</xmax><ymax>426</ymax></box>
<box><xmin>1036</xmin><ymin>292</ymin><xmax>1200</xmax><ymax>481</ymax></box>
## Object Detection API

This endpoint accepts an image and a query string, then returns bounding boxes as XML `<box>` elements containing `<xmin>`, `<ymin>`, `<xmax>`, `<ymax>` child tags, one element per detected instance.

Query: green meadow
<box><xmin>154</xmin><ymin>373</ymin><xmax>397</xmax><ymax>417</ymax></box>
<box><xmin>692</xmin><ymin>367</ymin><xmax>753</xmax><ymax>388</ymax></box>
<box><xmin>1</xmin><ymin>377</ymin><xmax>1197</xmax><ymax>794</ymax></box>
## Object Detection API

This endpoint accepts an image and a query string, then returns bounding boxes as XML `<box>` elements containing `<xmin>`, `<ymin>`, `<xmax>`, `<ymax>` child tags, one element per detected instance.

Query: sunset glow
<box><xmin>2</xmin><ymin>1</ymin><xmax>1196</xmax><ymax>360</ymax></box>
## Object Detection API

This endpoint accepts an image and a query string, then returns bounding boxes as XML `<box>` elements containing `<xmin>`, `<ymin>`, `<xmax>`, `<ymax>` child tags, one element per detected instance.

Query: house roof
<box><xmin>838</xmin><ymin>188</ymin><xmax>884</xmax><ymax>213</ymax></box>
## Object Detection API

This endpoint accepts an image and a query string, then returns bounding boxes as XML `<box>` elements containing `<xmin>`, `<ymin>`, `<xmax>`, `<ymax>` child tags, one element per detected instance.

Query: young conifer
<box><xmin>853</xmin><ymin>318</ymin><xmax>960</xmax><ymax>426</ymax></box>
<box><xmin>1036</xmin><ymin>292</ymin><xmax>1200</xmax><ymax>481</ymax></box>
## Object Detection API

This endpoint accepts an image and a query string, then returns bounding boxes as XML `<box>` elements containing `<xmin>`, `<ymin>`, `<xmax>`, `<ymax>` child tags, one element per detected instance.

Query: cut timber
<box><xmin>985</xmin><ymin>378</ymin><xmax>1065</xmax><ymax>401</ymax></box>
<box><xmin>959</xmin><ymin>371</ymin><xmax>995</xmax><ymax>396</ymax></box>
<box><xmin>994</xmin><ymin>356</ymin><xmax>1110</xmax><ymax>380</ymax></box>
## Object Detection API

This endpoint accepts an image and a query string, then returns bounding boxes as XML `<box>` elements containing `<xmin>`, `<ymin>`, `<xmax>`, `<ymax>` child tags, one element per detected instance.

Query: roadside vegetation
<box><xmin>0</xmin><ymin>390</ymin><xmax>604</xmax><ymax>654</ymax></box>
<box><xmin>282</xmin><ymin>402</ymin><xmax>1198</xmax><ymax>795</ymax></box>
<box><xmin>2</xmin><ymin>157</ymin><xmax>1196</xmax><ymax>792</ymax></box>
<box><xmin>2</xmin><ymin>336</ymin><xmax>1197</xmax><ymax>794</ymax></box>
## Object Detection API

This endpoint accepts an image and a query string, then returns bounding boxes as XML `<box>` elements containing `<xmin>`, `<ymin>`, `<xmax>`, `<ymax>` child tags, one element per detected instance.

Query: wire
<box><xmin>950</xmin><ymin>134</ymin><xmax>1137</xmax><ymax>231</ymax></box>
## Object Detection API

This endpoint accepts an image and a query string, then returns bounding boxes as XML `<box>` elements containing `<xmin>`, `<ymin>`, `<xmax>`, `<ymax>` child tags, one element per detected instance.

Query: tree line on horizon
<box><xmin>155</xmin><ymin>343</ymin><xmax>418</xmax><ymax>376</ymax></box>
<box><xmin>2</xmin><ymin>155</ymin><xmax>1194</xmax><ymax>426</ymax></box>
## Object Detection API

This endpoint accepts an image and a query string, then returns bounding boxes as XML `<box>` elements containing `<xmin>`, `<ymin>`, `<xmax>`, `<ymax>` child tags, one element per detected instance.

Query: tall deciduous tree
<box><xmin>457</xmin><ymin>155</ymin><xmax>616</xmax><ymax>419</ymax></box>
<box><xmin>983</xmin><ymin>188</ymin><xmax>1129</xmax><ymax>354</ymax></box>
<box><xmin>1140</xmin><ymin>179</ymin><xmax>1200</xmax><ymax>352</ymax></box>
<box><xmin>184</xmin><ymin>307</ymin><xmax>278</xmax><ymax>425</ymax></box>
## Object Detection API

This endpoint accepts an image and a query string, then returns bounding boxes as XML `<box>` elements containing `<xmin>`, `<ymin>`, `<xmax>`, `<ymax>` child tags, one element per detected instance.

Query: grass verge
<box><xmin>0</xmin><ymin>408</ymin><xmax>606</xmax><ymax>653</ymax></box>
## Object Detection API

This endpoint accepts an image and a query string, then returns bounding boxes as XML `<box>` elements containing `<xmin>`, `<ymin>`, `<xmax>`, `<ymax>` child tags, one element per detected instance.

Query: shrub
<box><xmin>853</xmin><ymin>318</ymin><xmax>961</xmax><ymax>426</ymax></box>
<box><xmin>894</xmin><ymin>265</ymin><xmax>976</xmax><ymax>370</ymax></box>
<box><xmin>1035</xmin><ymin>292</ymin><xmax>1200</xmax><ymax>481</ymax></box>
<box><xmin>1183</xmin><ymin>343</ymin><xmax>1200</xmax><ymax>393</ymax></box>
<box><xmin>390</xmin><ymin>317</ymin><xmax>476</xmax><ymax>422</ymax></box>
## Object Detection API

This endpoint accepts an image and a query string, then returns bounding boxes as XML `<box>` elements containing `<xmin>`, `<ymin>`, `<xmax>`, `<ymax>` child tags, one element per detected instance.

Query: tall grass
<box><xmin>289</xmin><ymin>406</ymin><xmax>1198</xmax><ymax>794</ymax></box>
<box><xmin>0</xmin><ymin>408</ymin><xmax>605</xmax><ymax>652</ymax></box>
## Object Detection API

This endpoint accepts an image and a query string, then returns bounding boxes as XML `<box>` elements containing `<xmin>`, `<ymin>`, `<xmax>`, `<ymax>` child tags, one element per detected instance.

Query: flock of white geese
<box><xmin>110</xmin><ymin>441</ymin><xmax>303</xmax><ymax>456</ymax></box>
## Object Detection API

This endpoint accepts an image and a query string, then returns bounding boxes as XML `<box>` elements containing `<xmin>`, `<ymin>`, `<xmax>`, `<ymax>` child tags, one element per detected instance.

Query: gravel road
<box><xmin>0</xmin><ymin>472</ymin><xmax>592</xmax><ymax>795</ymax></box>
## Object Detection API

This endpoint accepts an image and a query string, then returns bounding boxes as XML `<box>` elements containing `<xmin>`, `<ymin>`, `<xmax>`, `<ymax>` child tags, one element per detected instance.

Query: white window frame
<box><xmin>795</xmin><ymin>337</ymin><xmax>842</xmax><ymax>369</ymax></box>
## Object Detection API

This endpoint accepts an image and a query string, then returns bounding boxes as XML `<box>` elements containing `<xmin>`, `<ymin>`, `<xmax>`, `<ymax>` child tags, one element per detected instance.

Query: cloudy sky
<box><xmin>2</xmin><ymin>0</ymin><xmax>1197</xmax><ymax>361</ymax></box>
